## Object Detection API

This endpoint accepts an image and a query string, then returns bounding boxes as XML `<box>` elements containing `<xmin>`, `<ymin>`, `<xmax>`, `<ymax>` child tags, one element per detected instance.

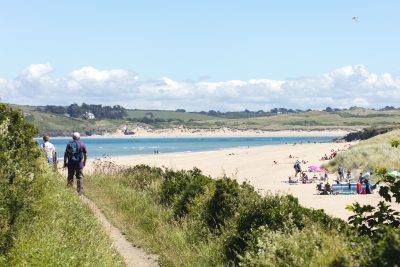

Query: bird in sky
<box><xmin>352</xmin><ymin>16</ymin><xmax>359</xmax><ymax>22</ymax></box>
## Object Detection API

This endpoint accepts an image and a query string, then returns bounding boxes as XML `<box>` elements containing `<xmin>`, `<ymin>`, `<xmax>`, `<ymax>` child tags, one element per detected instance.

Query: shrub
<box><xmin>206</xmin><ymin>178</ymin><xmax>240</xmax><ymax>230</ymax></box>
<box><xmin>174</xmin><ymin>174</ymin><xmax>212</xmax><ymax>218</ymax></box>
<box><xmin>362</xmin><ymin>227</ymin><xmax>400</xmax><ymax>267</ymax></box>
<box><xmin>120</xmin><ymin>164</ymin><xmax>163</xmax><ymax>191</ymax></box>
<box><xmin>225</xmin><ymin>194</ymin><xmax>347</xmax><ymax>262</ymax></box>
<box><xmin>240</xmin><ymin>225</ymin><xmax>358</xmax><ymax>267</ymax></box>
<box><xmin>0</xmin><ymin>104</ymin><xmax>43</xmax><ymax>253</ymax></box>
<box><xmin>160</xmin><ymin>167</ymin><xmax>202</xmax><ymax>205</ymax></box>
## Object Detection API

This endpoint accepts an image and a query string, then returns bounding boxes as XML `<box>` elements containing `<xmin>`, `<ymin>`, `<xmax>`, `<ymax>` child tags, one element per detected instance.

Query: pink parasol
<box><xmin>308</xmin><ymin>166</ymin><xmax>326</xmax><ymax>172</ymax></box>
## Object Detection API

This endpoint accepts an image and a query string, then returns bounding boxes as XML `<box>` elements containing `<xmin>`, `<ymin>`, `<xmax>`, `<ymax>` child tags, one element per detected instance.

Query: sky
<box><xmin>1</xmin><ymin>0</ymin><xmax>400</xmax><ymax>111</ymax></box>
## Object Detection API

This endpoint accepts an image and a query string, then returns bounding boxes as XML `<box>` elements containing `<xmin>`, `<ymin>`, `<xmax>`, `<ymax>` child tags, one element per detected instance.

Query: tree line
<box><xmin>39</xmin><ymin>103</ymin><xmax>126</xmax><ymax>119</ymax></box>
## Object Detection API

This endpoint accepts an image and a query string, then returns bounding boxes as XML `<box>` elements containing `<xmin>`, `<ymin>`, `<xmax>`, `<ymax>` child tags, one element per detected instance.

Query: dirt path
<box><xmin>80</xmin><ymin>195</ymin><xmax>159</xmax><ymax>267</ymax></box>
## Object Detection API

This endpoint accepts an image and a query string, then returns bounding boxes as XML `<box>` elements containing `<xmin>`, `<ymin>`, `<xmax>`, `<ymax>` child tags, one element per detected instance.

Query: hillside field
<box><xmin>14</xmin><ymin>105</ymin><xmax>400</xmax><ymax>136</ymax></box>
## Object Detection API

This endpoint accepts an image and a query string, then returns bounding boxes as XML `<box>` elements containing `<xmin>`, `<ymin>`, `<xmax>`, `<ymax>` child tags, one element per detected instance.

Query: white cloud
<box><xmin>1</xmin><ymin>64</ymin><xmax>400</xmax><ymax>111</ymax></box>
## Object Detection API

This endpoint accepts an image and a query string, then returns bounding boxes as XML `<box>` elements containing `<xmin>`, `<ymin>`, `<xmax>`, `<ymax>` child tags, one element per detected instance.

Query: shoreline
<box><xmin>46</xmin><ymin>128</ymin><xmax>351</xmax><ymax>139</ymax></box>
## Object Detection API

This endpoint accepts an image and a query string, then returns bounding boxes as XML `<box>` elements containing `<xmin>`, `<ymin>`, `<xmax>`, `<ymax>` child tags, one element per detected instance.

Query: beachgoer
<box><xmin>273</xmin><ymin>160</ymin><xmax>278</xmax><ymax>164</ymax></box>
<box><xmin>358</xmin><ymin>173</ymin><xmax>363</xmax><ymax>183</ymax></box>
<box><xmin>294</xmin><ymin>160</ymin><xmax>301</xmax><ymax>177</ymax></box>
<box><xmin>63</xmin><ymin>132</ymin><xmax>88</xmax><ymax>194</ymax></box>
<box><xmin>312</xmin><ymin>173</ymin><xmax>318</xmax><ymax>181</ymax></box>
<box><xmin>338</xmin><ymin>165</ymin><xmax>345</xmax><ymax>181</ymax></box>
<box><xmin>346</xmin><ymin>171</ymin><xmax>352</xmax><ymax>182</ymax></box>
<box><xmin>324</xmin><ymin>181</ymin><xmax>332</xmax><ymax>195</ymax></box>
<box><xmin>41</xmin><ymin>135</ymin><xmax>57</xmax><ymax>167</ymax></box>
<box><xmin>301</xmin><ymin>172</ymin><xmax>309</xmax><ymax>183</ymax></box>
<box><xmin>365</xmin><ymin>179</ymin><xmax>372</xmax><ymax>194</ymax></box>
<box><xmin>324</xmin><ymin>172</ymin><xmax>328</xmax><ymax>181</ymax></box>
<box><xmin>356</xmin><ymin>181</ymin><xmax>362</xmax><ymax>194</ymax></box>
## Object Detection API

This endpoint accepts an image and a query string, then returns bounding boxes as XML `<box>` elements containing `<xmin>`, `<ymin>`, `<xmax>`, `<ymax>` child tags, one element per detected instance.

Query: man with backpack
<box><xmin>63</xmin><ymin>132</ymin><xmax>87</xmax><ymax>194</ymax></box>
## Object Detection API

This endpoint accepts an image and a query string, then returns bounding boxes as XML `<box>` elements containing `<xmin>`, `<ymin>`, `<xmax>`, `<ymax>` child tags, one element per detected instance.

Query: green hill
<box><xmin>13</xmin><ymin>104</ymin><xmax>400</xmax><ymax>136</ymax></box>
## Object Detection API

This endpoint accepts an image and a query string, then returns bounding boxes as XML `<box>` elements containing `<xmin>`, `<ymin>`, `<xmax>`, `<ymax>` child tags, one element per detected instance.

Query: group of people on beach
<box><xmin>288</xmin><ymin>153</ymin><xmax>374</xmax><ymax>195</ymax></box>
<box><xmin>40</xmin><ymin>132</ymin><xmax>88</xmax><ymax>194</ymax></box>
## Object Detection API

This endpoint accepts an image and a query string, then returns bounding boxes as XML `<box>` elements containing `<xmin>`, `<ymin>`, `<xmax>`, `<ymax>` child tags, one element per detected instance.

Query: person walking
<box><xmin>294</xmin><ymin>160</ymin><xmax>301</xmax><ymax>177</ymax></box>
<box><xmin>63</xmin><ymin>132</ymin><xmax>87</xmax><ymax>194</ymax></box>
<box><xmin>41</xmin><ymin>134</ymin><xmax>57</xmax><ymax>167</ymax></box>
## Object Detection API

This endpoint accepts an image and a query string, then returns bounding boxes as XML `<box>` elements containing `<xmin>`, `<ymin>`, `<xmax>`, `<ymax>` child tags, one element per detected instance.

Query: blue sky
<box><xmin>1</xmin><ymin>1</ymin><xmax>400</xmax><ymax>110</ymax></box>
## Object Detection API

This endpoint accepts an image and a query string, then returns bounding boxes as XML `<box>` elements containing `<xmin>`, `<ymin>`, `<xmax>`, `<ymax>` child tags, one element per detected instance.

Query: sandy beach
<box><xmin>89</xmin><ymin>141</ymin><xmax>399</xmax><ymax>221</ymax></box>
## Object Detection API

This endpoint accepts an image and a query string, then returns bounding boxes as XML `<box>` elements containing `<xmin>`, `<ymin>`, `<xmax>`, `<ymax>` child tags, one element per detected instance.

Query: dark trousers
<box><xmin>67</xmin><ymin>166</ymin><xmax>83</xmax><ymax>193</ymax></box>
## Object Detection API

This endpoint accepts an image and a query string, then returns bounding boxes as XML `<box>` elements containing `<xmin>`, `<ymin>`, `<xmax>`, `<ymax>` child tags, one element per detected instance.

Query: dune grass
<box><xmin>323</xmin><ymin>129</ymin><xmax>400</xmax><ymax>175</ymax></box>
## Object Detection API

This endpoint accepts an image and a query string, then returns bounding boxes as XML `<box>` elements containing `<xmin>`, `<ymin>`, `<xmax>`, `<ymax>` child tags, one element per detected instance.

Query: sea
<box><xmin>40</xmin><ymin>136</ymin><xmax>339</xmax><ymax>159</ymax></box>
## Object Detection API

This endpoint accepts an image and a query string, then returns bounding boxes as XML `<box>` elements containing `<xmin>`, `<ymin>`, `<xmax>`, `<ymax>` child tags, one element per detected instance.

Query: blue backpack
<box><xmin>66</xmin><ymin>141</ymin><xmax>83</xmax><ymax>165</ymax></box>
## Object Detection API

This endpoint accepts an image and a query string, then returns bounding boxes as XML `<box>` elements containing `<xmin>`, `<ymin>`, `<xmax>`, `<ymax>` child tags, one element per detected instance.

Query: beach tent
<box><xmin>387</xmin><ymin>170</ymin><xmax>400</xmax><ymax>177</ymax></box>
<box><xmin>308</xmin><ymin>166</ymin><xmax>325</xmax><ymax>172</ymax></box>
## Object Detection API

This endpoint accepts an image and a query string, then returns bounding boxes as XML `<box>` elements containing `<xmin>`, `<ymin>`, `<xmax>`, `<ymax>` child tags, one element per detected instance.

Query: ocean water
<box><xmin>42</xmin><ymin>136</ymin><xmax>338</xmax><ymax>159</ymax></box>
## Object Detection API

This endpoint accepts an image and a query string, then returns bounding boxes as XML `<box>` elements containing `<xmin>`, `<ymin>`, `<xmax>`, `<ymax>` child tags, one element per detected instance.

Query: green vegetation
<box><xmin>13</xmin><ymin>104</ymin><xmax>400</xmax><ymax>136</ymax></box>
<box><xmin>43</xmin><ymin>103</ymin><xmax>126</xmax><ymax>119</ymax></box>
<box><xmin>85</xmin><ymin>162</ymin><xmax>382</xmax><ymax>266</ymax></box>
<box><xmin>342</xmin><ymin>125</ymin><xmax>400</xmax><ymax>141</ymax></box>
<box><xmin>323</xmin><ymin>129</ymin><xmax>400</xmax><ymax>174</ymax></box>
<box><xmin>17</xmin><ymin>105</ymin><xmax>122</xmax><ymax>136</ymax></box>
<box><xmin>0</xmin><ymin>104</ymin><xmax>122</xmax><ymax>266</ymax></box>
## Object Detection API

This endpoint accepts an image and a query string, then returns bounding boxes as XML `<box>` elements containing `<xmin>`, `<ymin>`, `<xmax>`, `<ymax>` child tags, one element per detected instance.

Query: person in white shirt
<box><xmin>41</xmin><ymin>135</ymin><xmax>57</xmax><ymax>167</ymax></box>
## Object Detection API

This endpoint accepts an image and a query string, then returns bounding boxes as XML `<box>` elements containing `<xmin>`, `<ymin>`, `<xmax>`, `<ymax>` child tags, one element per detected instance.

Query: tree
<box><xmin>67</xmin><ymin>103</ymin><xmax>81</xmax><ymax>118</ymax></box>
<box><xmin>208</xmin><ymin>110</ymin><xmax>218</xmax><ymax>116</ymax></box>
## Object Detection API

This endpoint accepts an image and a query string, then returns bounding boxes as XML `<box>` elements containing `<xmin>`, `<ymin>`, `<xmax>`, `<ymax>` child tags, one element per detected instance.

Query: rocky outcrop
<box><xmin>341</xmin><ymin>126</ymin><xmax>400</xmax><ymax>141</ymax></box>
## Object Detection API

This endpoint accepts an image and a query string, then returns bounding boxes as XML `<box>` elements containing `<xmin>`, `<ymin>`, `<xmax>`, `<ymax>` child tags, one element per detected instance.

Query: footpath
<box><xmin>80</xmin><ymin>195</ymin><xmax>159</xmax><ymax>267</ymax></box>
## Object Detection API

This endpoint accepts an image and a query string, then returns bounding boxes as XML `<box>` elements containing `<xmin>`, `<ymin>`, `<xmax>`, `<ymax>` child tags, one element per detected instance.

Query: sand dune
<box><xmin>83</xmin><ymin>128</ymin><xmax>351</xmax><ymax>139</ymax></box>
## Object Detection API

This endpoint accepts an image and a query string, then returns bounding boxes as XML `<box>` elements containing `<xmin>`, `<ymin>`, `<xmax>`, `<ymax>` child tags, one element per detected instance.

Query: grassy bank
<box><xmin>1</xmin><ymin>173</ymin><xmax>124</xmax><ymax>266</ymax></box>
<box><xmin>85</xmin><ymin>163</ymin><xmax>372</xmax><ymax>266</ymax></box>
<box><xmin>323</xmin><ymin>129</ymin><xmax>400</xmax><ymax>174</ymax></box>
<box><xmin>0</xmin><ymin>104</ymin><xmax>122</xmax><ymax>266</ymax></box>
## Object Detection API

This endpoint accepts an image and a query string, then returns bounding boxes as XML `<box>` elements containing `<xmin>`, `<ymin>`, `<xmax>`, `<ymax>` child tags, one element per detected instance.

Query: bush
<box><xmin>225</xmin><ymin>194</ymin><xmax>347</xmax><ymax>262</ymax></box>
<box><xmin>0</xmin><ymin>104</ymin><xmax>43</xmax><ymax>253</ymax></box>
<box><xmin>120</xmin><ymin>164</ymin><xmax>163</xmax><ymax>191</ymax></box>
<box><xmin>160</xmin><ymin>167</ymin><xmax>203</xmax><ymax>205</ymax></box>
<box><xmin>362</xmin><ymin>227</ymin><xmax>400</xmax><ymax>267</ymax></box>
<box><xmin>240</xmin><ymin>225</ymin><xmax>358</xmax><ymax>267</ymax></box>
<box><xmin>174</xmin><ymin>174</ymin><xmax>212</xmax><ymax>218</ymax></box>
<box><xmin>206</xmin><ymin>178</ymin><xmax>240</xmax><ymax>230</ymax></box>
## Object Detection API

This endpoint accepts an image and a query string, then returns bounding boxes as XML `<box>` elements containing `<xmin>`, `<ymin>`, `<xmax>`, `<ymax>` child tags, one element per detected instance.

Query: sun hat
<box><xmin>72</xmin><ymin>132</ymin><xmax>80</xmax><ymax>140</ymax></box>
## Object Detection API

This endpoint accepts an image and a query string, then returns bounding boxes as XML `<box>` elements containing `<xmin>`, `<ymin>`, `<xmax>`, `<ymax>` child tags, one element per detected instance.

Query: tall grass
<box><xmin>85</xmin><ymin>165</ymin><xmax>225</xmax><ymax>266</ymax></box>
<box><xmin>0</xmin><ymin>104</ymin><xmax>123</xmax><ymax>266</ymax></box>
<box><xmin>1</xmin><ymin>173</ymin><xmax>124</xmax><ymax>266</ymax></box>
<box><xmin>85</xmin><ymin>162</ymin><xmax>365</xmax><ymax>266</ymax></box>
<box><xmin>323</xmin><ymin>130</ymin><xmax>400</xmax><ymax>174</ymax></box>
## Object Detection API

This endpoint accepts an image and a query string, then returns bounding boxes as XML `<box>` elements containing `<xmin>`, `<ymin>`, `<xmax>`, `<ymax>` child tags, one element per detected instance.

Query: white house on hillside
<box><xmin>82</xmin><ymin>111</ymin><xmax>95</xmax><ymax>120</ymax></box>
